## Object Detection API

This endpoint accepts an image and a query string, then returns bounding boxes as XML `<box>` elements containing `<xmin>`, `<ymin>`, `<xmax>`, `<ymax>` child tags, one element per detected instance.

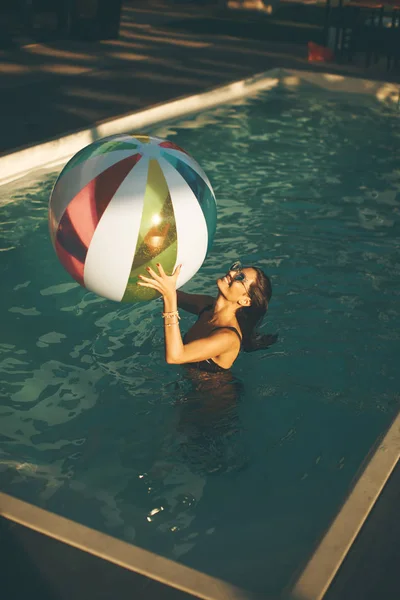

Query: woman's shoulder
<box><xmin>209</xmin><ymin>324</ymin><xmax>242</xmax><ymax>344</ymax></box>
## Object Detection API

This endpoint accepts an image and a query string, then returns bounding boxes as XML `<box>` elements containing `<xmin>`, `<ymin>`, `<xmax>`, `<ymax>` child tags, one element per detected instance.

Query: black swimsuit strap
<box><xmin>210</xmin><ymin>326</ymin><xmax>242</xmax><ymax>344</ymax></box>
<box><xmin>198</xmin><ymin>305</ymin><xmax>242</xmax><ymax>344</ymax></box>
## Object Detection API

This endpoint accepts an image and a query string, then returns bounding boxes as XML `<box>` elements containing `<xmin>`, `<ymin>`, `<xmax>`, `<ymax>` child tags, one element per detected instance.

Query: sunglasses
<box><xmin>227</xmin><ymin>261</ymin><xmax>250</xmax><ymax>296</ymax></box>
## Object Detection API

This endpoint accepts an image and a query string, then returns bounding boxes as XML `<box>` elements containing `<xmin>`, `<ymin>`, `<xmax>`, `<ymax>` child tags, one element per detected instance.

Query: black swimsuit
<box><xmin>183</xmin><ymin>305</ymin><xmax>242</xmax><ymax>373</ymax></box>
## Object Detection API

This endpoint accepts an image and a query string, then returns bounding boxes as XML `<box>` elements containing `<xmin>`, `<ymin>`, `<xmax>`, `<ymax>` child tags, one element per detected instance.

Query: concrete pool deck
<box><xmin>1</xmin><ymin>0</ymin><xmax>399</xmax><ymax>160</ymax></box>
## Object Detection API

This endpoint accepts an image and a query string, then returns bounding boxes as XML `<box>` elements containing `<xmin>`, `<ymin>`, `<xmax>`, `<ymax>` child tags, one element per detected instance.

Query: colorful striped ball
<box><xmin>48</xmin><ymin>134</ymin><xmax>217</xmax><ymax>303</ymax></box>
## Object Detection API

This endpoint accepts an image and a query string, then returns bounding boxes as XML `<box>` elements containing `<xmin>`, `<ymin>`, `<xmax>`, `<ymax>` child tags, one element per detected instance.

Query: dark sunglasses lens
<box><xmin>230</xmin><ymin>261</ymin><xmax>241</xmax><ymax>271</ymax></box>
<box><xmin>235</xmin><ymin>273</ymin><xmax>245</xmax><ymax>282</ymax></box>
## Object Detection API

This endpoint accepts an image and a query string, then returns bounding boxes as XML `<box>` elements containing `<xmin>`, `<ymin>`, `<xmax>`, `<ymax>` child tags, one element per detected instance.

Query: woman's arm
<box><xmin>137</xmin><ymin>264</ymin><xmax>238</xmax><ymax>365</ymax></box>
<box><xmin>177</xmin><ymin>290</ymin><xmax>214</xmax><ymax>315</ymax></box>
<box><xmin>164</xmin><ymin>326</ymin><xmax>239</xmax><ymax>364</ymax></box>
<box><xmin>156</xmin><ymin>280</ymin><xmax>237</xmax><ymax>365</ymax></box>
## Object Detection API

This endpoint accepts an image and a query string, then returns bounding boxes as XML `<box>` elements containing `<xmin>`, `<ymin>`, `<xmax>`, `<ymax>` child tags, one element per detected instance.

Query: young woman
<box><xmin>137</xmin><ymin>261</ymin><xmax>277</xmax><ymax>373</ymax></box>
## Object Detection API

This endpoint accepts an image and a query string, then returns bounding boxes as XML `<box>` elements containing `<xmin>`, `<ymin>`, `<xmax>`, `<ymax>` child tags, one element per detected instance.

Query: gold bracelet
<box><xmin>165</xmin><ymin>320</ymin><xmax>179</xmax><ymax>327</ymax></box>
<box><xmin>162</xmin><ymin>310</ymin><xmax>180</xmax><ymax>320</ymax></box>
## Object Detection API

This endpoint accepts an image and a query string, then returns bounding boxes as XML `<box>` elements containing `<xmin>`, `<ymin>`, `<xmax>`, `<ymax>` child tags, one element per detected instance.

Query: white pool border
<box><xmin>0</xmin><ymin>492</ymin><xmax>258</xmax><ymax>600</ymax></box>
<box><xmin>0</xmin><ymin>68</ymin><xmax>280</xmax><ymax>187</ymax></box>
<box><xmin>0</xmin><ymin>67</ymin><xmax>398</xmax><ymax>187</ymax></box>
<box><xmin>1</xmin><ymin>66</ymin><xmax>399</xmax><ymax>600</ymax></box>
<box><xmin>289</xmin><ymin>411</ymin><xmax>400</xmax><ymax>600</ymax></box>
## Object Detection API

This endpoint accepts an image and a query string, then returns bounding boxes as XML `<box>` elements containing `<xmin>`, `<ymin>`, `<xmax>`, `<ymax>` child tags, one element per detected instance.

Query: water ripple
<box><xmin>0</xmin><ymin>85</ymin><xmax>399</xmax><ymax>596</ymax></box>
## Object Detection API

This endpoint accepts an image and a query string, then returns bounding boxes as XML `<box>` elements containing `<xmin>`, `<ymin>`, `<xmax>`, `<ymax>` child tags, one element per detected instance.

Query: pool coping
<box><xmin>289</xmin><ymin>411</ymin><xmax>400</xmax><ymax>600</ymax></box>
<box><xmin>1</xmin><ymin>66</ymin><xmax>399</xmax><ymax>599</ymax></box>
<box><xmin>0</xmin><ymin>67</ymin><xmax>399</xmax><ymax>187</ymax></box>
<box><xmin>0</xmin><ymin>492</ymin><xmax>261</xmax><ymax>600</ymax></box>
<box><xmin>0</xmin><ymin>68</ymin><xmax>279</xmax><ymax>187</ymax></box>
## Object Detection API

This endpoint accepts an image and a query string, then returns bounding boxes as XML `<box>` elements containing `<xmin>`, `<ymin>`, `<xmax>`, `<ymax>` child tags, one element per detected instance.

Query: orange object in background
<box><xmin>308</xmin><ymin>42</ymin><xmax>335</xmax><ymax>62</ymax></box>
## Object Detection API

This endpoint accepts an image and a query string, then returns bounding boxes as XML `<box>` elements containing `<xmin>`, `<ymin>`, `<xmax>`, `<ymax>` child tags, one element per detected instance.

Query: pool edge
<box><xmin>288</xmin><ymin>411</ymin><xmax>400</xmax><ymax>600</ymax></box>
<box><xmin>0</xmin><ymin>68</ymin><xmax>398</xmax><ymax>187</ymax></box>
<box><xmin>0</xmin><ymin>67</ymin><xmax>281</xmax><ymax>187</ymax></box>
<box><xmin>0</xmin><ymin>492</ymin><xmax>260</xmax><ymax>600</ymax></box>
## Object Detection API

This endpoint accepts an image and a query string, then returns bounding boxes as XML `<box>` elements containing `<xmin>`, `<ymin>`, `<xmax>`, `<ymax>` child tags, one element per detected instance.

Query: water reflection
<box><xmin>174</xmin><ymin>367</ymin><xmax>248</xmax><ymax>476</ymax></box>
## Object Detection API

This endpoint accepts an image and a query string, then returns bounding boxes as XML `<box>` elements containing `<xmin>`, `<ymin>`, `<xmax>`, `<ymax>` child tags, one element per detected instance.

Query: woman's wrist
<box><xmin>163</xmin><ymin>292</ymin><xmax>178</xmax><ymax>313</ymax></box>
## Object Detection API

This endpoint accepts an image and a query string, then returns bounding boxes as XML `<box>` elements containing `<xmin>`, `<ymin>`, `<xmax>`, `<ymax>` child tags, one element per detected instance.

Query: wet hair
<box><xmin>236</xmin><ymin>268</ymin><xmax>278</xmax><ymax>352</ymax></box>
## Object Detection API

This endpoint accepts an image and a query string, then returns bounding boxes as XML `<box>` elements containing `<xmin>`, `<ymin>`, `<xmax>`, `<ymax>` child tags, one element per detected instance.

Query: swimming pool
<box><xmin>1</xmin><ymin>81</ymin><xmax>399</xmax><ymax>597</ymax></box>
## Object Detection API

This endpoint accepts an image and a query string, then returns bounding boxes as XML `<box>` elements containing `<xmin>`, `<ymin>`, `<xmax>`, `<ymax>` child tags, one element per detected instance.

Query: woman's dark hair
<box><xmin>236</xmin><ymin>268</ymin><xmax>278</xmax><ymax>352</ymax></box>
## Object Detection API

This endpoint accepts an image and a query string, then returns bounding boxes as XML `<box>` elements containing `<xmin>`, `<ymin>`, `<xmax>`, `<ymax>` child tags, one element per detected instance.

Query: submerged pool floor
<box><xmin>0</xmin><ymin>85</ymin><xmax>399</xmax><ymax>596</ymax></box>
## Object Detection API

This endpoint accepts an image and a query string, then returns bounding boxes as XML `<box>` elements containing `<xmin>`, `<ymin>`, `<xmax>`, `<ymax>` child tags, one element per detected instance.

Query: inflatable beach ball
<box><xmin>48</xmin><ymin>134</ymin><xmax>217</xmax><ymax>303</ymax></box>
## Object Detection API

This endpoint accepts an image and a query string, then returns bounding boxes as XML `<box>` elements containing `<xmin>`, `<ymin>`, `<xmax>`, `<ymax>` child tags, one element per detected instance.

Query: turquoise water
<box><xmin>1</xmin><ymin>86</ymin><xmax>400</xmax><ymax>596</ymax></box>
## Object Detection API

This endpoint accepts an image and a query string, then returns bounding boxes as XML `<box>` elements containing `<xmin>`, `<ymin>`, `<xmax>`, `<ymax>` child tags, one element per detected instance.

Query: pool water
<box><xmin>1</xmin><ymin>85</ymin><xmax>399</xmax><ymax>596</ymax></box>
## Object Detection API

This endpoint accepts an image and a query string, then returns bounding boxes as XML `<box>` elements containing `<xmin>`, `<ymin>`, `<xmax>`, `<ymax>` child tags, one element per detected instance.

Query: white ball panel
<box><xmin>83</xmin><ymin>158</ymin><xmax>149</xmax><ymax>302</ymax></box>
<box><xmin>157</xmin><ymin>156</ymin><xmax>208</xmax><ymax>290</ymax></box>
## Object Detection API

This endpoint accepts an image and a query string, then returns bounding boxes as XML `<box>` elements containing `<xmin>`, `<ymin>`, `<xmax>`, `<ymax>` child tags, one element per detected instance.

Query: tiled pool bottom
<box><xmin>0</xmin><ymin>72</ymin><xmax>399</xmax><ymax>598</ymax></box>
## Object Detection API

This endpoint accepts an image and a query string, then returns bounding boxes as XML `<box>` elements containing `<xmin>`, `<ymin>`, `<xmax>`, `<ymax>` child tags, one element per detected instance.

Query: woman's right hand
<box><xmin>137</xmin><ymin>263</ymin><xmax>182</xmax><ymax>300</ymax></box>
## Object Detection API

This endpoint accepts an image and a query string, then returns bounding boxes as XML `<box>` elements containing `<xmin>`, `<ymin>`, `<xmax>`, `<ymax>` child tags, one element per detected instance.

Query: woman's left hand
<box><xmin>137</xmin><ymin>263</ymin><xmax>182</xmax><ymax>299</ymax></box>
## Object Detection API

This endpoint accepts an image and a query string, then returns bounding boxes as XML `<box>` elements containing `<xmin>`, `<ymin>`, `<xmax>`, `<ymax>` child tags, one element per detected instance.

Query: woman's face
<box><xmin>217</xmin><ymin>265</ymin><xmax>258</xmax><ymax>305</ymax></box>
